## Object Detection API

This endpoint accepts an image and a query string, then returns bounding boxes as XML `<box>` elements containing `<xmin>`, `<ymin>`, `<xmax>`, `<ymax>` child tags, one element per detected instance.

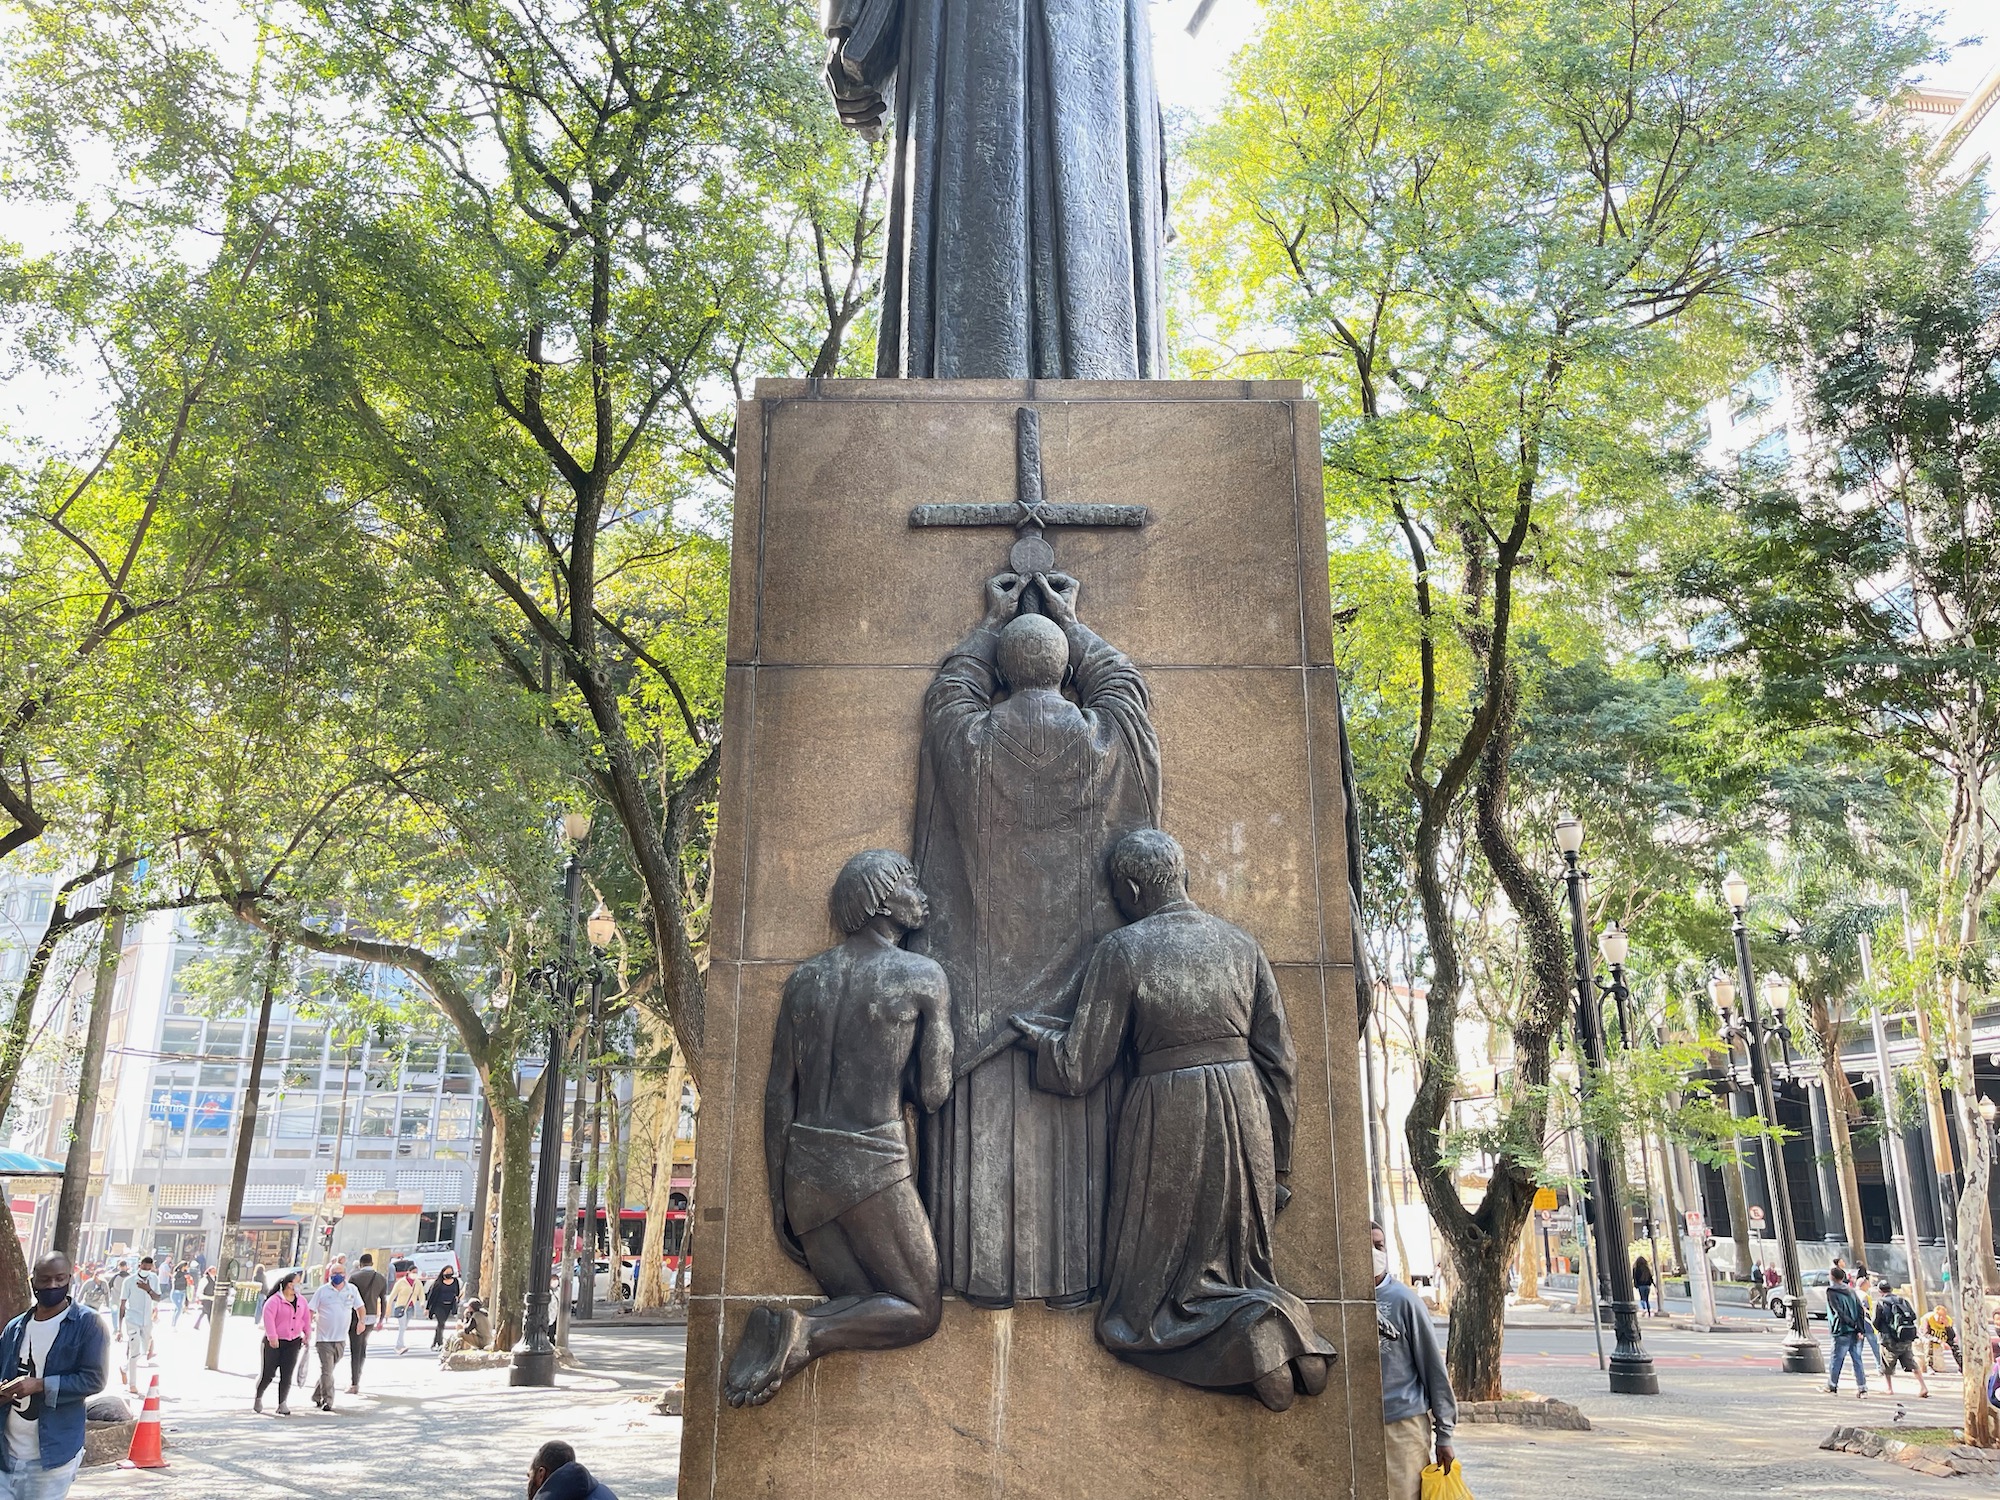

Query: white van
<box><xmin>401</xmin><ymin>1241</ymin><xmax>460</xmax><ymax>1280</ymax></box>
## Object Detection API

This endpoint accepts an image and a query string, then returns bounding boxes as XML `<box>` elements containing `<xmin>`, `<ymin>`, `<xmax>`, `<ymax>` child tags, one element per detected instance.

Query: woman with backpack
<box><xmin>1871</xmin><ymin>1284</ymin><xmax>1928</xmax><ymax>1398</ymax></box>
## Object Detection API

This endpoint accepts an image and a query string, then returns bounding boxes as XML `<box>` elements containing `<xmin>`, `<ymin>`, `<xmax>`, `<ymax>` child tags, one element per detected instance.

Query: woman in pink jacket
<box><xmin>255</xmin><ymin>1272</ymin><xmax>312</xmax><ymax>1414</ymax></box>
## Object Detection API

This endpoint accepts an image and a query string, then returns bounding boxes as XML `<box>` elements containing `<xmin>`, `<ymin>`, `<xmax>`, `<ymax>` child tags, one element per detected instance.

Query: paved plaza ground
<box><xmin>70</xmin><ymin>1311</ymin><xmax>683</xmax><ymax>1500</ymax></box>
<box><xmin>63</xmin><ymin>1299</ymin><xmax>1986</xmax><ymax>1497</ymax></box>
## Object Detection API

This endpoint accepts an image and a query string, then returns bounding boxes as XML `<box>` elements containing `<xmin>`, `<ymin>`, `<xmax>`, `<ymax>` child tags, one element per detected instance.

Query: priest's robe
<box><xmin>913</xmin><ymin>619</ymin><xmax>1160</xmax><ymax>1305</ymax></box>
<box><xmin>1024</xmin><ymin>900</ymin><xmax>1335</xmax><ymax>1388</ymax></box>
<box><xmin>821</xmin><ymin>0</ymin><xmax>1167</xmax><ymax>379</ymax></box>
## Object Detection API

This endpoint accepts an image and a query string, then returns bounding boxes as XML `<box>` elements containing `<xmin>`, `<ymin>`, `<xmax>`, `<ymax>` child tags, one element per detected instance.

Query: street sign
<box><xmin>1532</xmin><ymin>1187</ymin><xmax>1558</xmax><ymax>1212</ymax></box>
<box><xmin>155</xmin><ymin>1208</ymin><xmax>202</xmax><ymax>1228</ymax></box>
<box><xmin>1748</xmin><ymin>1205</ymin><xmax>1766</xmax><ymax>1226</ymax></box>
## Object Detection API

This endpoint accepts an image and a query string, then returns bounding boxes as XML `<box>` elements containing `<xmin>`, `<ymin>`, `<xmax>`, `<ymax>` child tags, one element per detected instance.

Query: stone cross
<box><xmin>909</xmin><ymin>406</ymin><xmax>1148</xmax><ymax>576</ymax></box>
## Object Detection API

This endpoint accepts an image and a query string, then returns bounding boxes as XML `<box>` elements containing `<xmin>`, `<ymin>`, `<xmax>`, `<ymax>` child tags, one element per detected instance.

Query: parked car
<box><xmin>403</xmin><ymin>1241</ymin><xmax>460</xmax><ymax>1280</ymax></box>
<box><xmin>1767</xmin><ymin>1268</ymin><xmax>1830</xmax><ymax>1323</ymax></box>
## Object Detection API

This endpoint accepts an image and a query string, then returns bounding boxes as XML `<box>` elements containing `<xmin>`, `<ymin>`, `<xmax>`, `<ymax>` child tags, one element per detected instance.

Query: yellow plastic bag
<box><xmin>1420</xmin><ymin>1458</ymin><xmax>1474</xmax><ymax>1500</ymax></box>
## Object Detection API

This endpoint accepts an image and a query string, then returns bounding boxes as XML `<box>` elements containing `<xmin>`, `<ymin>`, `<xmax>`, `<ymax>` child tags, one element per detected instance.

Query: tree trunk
<box><xmin>601</xmin><ymin>1081</ymin><xmax>625</xmax><ymax>1308</ymax></box>
<box><xmin>1723</xmin><ymin>1152</ymin><xmax>1753</xmax><ymax>1279</ymax></box>
<box><xmin>1654</xmin><ymin>1126</ymin><xmax>1683</xmax><ymax>1273</ymax></box>
<box><xmin>0</xmin><ymin>1205</ymin><xmax>27</xmax><ymax>1323</ymax></box>
<box><xmin>1823</xmin><ymin>1071</ymin><xmax>1868</xmax><ymax>1264</ymax></box>
<box><xmin>1515</xmin><ymin>1212</ymin><xmax>1539</xmax><ymax>1302</ymax></box>
<box><xmin>207</xmin><ymin>934</ymin><xmax>281</xmax><ymax>1369</ymax></box>
<box><xmin>634</xmin><ymin>1054</ymin><xmax>684</xmax><ymax>1310</ymax></box>
<box><xmin>467</xmin><ymin>1100</ymin><xmax>494</xmax><ymax>1300</ymax></box>
<box><xmin>488</xmin><ymin>1099</ymin><xmax>535</xmax><ymax>1349</ymax></box>
<box><xmin>54</xmin><ymin>857</ymin><xmax>133</xmax><ymax>1254</ymax></box>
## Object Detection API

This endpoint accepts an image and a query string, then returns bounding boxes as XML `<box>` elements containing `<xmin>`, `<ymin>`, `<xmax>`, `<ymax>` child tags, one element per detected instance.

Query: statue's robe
<box><xmin>823</xmin><ymin>0</ymin><xmax>1167</xmax><ymax>379</ymax></box>
<box><xmin>913</xmin><ymin>621</ymin><xmax>1160</xmax><ymax>1305</ymax></box>
<box><xmin>1024</xmin><ymin>901</ymin><xmax>1335</xmax><ymax>1387</ymax></box>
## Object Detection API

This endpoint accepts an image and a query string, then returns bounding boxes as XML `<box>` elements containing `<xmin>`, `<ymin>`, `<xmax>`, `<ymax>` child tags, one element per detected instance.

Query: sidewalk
<box><xmin>70</xmin><ymin>1310</ymin><xmax>683</xmax><ymax>1499</ymax></box>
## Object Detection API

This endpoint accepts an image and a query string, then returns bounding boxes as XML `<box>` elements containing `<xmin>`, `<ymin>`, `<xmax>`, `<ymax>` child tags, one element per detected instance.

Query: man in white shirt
<box><xmin>114</xmin><ymin>1256</ymin><xmax>163</xmax><ymax>1384</ymax></box>
<box><xmin>307</xmin><ymin>1270</ymin><xmax>363</xmax><ymax>1413</ymax></box>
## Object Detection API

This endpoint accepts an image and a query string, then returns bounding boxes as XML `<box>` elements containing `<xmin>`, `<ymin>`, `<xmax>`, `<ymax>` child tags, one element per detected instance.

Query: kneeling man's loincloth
<box><xmin>783</xmin><ymin>1120</ymin><xmax>912</xmax><ymax>1236</ymax></box>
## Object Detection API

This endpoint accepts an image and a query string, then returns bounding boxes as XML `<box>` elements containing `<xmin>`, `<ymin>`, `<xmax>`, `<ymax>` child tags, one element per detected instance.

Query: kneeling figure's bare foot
<box><xmin>724</xmin><ymin>1305</ymin><xmax>813</xmax><ymax>1408</ymax></box>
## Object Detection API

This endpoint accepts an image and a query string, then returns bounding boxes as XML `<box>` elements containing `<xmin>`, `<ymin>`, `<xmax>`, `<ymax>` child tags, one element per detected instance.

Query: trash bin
<box><xmin>230</xmin><ymin>1280</ymin><xmax>259</xmax><ymax>1319</ymax></box>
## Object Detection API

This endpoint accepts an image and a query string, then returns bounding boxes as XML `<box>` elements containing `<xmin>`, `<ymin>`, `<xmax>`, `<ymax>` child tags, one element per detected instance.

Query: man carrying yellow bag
<box><xmin>1374</xmin><ymin>1222</ymin><xmax>1459</xmax><ymax>1500</ymax></box>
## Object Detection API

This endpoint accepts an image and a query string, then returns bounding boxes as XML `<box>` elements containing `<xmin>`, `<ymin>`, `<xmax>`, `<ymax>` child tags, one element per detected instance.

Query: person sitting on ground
<box><xmin>444</xmin><ymin>1297</ymin><xmax>491</xmax><ymax>1354</ymax></box>
<box><xmin>1871</xmin><ymin>1283</ymin><xmax>1928</xmax><ymax>1399</ymax></box>
<box><xmin>528</xmin><ymin>1438</ymin><xmax>618</xmax><ymax>1499</ymax></box>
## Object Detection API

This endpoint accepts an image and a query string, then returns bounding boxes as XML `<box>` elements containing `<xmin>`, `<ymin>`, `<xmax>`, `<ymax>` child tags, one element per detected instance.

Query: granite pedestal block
<box><xmin>681</xmin><ymin>379</ymin><xmax>1386</xmax><ymax>1499</ymax></box>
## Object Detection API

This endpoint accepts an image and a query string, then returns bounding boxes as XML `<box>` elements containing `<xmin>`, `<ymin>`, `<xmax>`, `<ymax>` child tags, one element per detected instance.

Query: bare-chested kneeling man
<box><xmin>724</xmin><ymin>849</ymin><xmax>953</xmax><ymax>1408</ymax></box>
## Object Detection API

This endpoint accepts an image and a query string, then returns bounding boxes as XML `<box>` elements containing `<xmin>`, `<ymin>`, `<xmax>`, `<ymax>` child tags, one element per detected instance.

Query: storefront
<box><xmin>149</xmin><ymin>1207</ymin><xmax>207</xmax><ymax>1265</ymax></box>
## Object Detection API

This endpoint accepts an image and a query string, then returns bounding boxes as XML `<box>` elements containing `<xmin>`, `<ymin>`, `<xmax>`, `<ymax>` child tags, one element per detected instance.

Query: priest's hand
<box><xmin>1010</xmin><ymin>1013</ymin><xmax>1061</xmax><ymax>1047</ymax></box>
<box><xmin>824</xmin><ymin>40</ymin><xmax>887</xmax><ymax>139</ymax></box>
<box><xmin>1035</xmin><ymin>572</ymin><xmax>1080</xmax><ymax>624</ymax></box>
<box><xmin>984</xmin><ymin>572</ymin><xmax>1027</xmax><ymax>626</ymax></box>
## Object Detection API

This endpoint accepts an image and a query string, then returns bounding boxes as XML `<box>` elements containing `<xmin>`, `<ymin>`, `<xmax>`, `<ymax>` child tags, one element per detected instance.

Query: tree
<box><xmin>1678</xmin><ymin>185</ymin><xmax>2000</xmax><ymax>1440</ymax></box>
<box><xmin>1185</xmin><ymin>0</ymin><xmax>1929</xmax><ymax>1396</ymax></box>
<box><xmin>303</xmin><ymin>0</ymin><xmax>881</xmax><ymax>1065</ymax></box>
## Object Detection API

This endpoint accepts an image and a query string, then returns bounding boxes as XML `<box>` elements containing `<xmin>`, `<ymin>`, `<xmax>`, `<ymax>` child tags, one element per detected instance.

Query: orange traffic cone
<box><xmin>118</xmin><ymin>1373</ymin><xmax>168</xmax><ymax>1469</ymax></box>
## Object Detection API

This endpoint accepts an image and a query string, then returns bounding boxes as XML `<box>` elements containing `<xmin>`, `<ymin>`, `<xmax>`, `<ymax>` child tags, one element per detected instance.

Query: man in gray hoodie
<box><xmin>1373</xmin><ymin>1222</ymin><xmax>1456</xmax><ymax>1499</ymax></box>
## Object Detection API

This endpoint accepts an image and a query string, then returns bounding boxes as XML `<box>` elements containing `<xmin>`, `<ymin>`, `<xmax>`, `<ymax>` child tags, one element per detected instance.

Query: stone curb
<box><xmin>1460</xmin><ymin>1395</ymin><xmax>1591</xmax><ymax>1431</ymax></box>
<box><xmin>1820</xmin><ymin>1425</ymin><xmax>2000</xmax><ymax>1479</ymax></box>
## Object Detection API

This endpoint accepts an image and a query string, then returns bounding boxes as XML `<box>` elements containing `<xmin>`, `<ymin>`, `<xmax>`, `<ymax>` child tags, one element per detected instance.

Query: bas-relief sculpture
<box><xmin>724</xmin><ymin>851</ymin><xmax>951</xmax><ymax>1408</ymax></box>
<box><xmin>725</xmin><ymin>563</ymin><xmax>1336</xmax><ymax>1410</ymax></box>
<box><xmin>1013</xmin><ymin>829</ymin><xmax>1336</xmax><ymax>1411</ymax></box>
<box><xmin>914</xmin><ymin>570</ymin><xmax>1160</xmax><ymax>1307</ymax></box>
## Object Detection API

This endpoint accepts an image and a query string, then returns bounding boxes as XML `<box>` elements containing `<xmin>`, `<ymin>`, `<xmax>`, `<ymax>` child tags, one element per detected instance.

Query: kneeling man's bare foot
<box><xmin>1292</xmin><ymin>1352</ymin><xmax>1330</xmax><ymax>1398</ymax></box>
<box><xmin>1252</xmin><ymin>1362</ymin><xmax>1296</xmax><ymax>1412</ymax></box>
<box><xmin>724</xmin><ymin>1305</ymin><xmax>813</xmax><ymax>1408</ymax></box>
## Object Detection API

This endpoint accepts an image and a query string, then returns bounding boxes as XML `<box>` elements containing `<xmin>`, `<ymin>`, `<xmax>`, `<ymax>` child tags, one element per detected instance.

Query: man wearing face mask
<box><xmin>1372</xmin><ymin>1222</ymin><xmax>1456</xmax><ymax>1500</ymax></box>
<box><xmin>0</xmin><ymin>1252</ymin><xmax>108</xmax><ymax>1498</ymax></box>
<box><xmin>306</xmin><ymin>1267</ymin><xmax>363</xmax><ymax>1413</ymax></box>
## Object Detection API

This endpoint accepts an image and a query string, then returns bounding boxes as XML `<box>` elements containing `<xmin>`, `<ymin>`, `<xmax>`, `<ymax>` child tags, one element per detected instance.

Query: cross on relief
<box><xmin>909</xmin><ymin>406</ymin><xmax>1149</xmax><ymax>576</ymax></box>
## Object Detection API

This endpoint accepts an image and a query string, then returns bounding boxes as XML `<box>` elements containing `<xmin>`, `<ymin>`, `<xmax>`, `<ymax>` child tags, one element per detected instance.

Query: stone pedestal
<box><xmin>682</xmin><ymin>379</ymin><xmax>1386</xmax><ymax>1500</ymax></box>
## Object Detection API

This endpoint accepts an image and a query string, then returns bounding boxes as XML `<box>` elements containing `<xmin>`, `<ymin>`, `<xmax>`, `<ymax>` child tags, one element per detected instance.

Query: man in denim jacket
<box><xmin>0</xmin><ymin>1252</ymin><xmax>110</xmax><ymax>1498</ymax></box>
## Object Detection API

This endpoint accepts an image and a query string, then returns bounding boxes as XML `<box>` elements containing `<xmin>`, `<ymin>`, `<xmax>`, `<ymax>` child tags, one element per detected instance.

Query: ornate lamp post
<box><xmin>1553</xmin><ymin>816</ymin><xmax>1659</xmax><ymax>1394</ymax></box>
<box><xmin>575</xmin><ymin>900</ymin><xmax>616</xmax><ymax>1322</ymax></box>
<box><xmin>1599</xmin><ymin>923</ymin><xmax>1665</xmax><ymax>1290</ymax></box>
<box><xmin>1716</xmin><ymin>871</ymin><xmax>1824</xmax><ymax>1375</ymax></box>
<box><xmin>511</xmin><ymin>810</ymin><xmax>593</xmax><ymax>1388</ymax></box>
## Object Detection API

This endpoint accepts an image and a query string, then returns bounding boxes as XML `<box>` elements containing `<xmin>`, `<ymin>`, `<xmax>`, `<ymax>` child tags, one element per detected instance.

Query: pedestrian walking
<box><xmin>528</xmin><ymin>1439</ymin><xmax>620</xmax><ymax>1499</ymax></box>
<box><xmin>1632</xmin><ymin>1256</ymin><xmax>1655</xmax><ymax>1316</ymax></box>
<box><xmin>307</xmin><ymin>1269</ymin><xmax>363</xmax><ymax>1413</ymax></box>
<box><xmin>192</xmin><ymin>1266</ymin><xmax>218</xmax><ymax>1330</ymax></box>
<box><xmin>118</xmin><ymin>1259</ymin><xmax>163</xmax><ymax>1365</ymax></box>
<box><xmin>389</xmin><ymin>1267</ymin><xmax>422</xmax><ymax>1353</ymax></box>
<box><xmin>1825</xmin><ymin>1265</ymin><xmax>1869</xmax><ymax>1399</ymax></box>
<box><xmin>251</xmin><ymin>1263</ymin><xmax>270</xmax><ymax>1321</ymax></box>
<box><xmin>1372</xmin><ymin>1222</ymin><xmax>1456</xmax><ymax>1500</ymax></box>
<box><xmin>255</xmin><ymin>1272</ymin><xmax>312</xmax><ymax>1416</ymax></box>
<box><xmin>74</xmin><ymin>1271</ymin><xmax>109</xmax><ymax>1320</ymax></box>
<box><xmin>0</xmin><ymin>1252</ymin><xmax>109</xmax><ymax>1500</ymax></box>
<box><xmin>1853</xmin><ymin>1272</ymin><xmax>1886</xmax><ymax>1376</ymax></box>
<box><xmin>347</xmin><ymin>1254</ymin><xmax>388</xmax><ymax>1395</ymax></box>
<box><xmin>105</xmin><ymin>1262</ymin><xmax>129</xmax><ymax>1338</ymax></box>
<box><xmin>1872</xmin><ymin>1283</ymin><xmax>1928</xmax><ymax>1399</ymax></box>
<box><xmin>169</xmin><ymin>1262</ymin><xmax>192</xmax><ymax>1326</ymax></box>
<box><xmin>425</xmin><ymin>1266</ymin><xmax>461</xmax><ymax>1350</ymax></box>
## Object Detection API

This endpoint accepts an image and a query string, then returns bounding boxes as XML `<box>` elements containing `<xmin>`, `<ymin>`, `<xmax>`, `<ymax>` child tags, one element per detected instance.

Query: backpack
<box><xmin>1884</xmin><ymin>1295</ymin><xmax>1918</xmax><ymax>1343</ymax></box>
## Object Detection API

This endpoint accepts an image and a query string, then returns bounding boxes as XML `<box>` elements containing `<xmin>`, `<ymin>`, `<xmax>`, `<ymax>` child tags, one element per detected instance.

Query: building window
<box><xmin>437</xmin><ymin>1098</ymin><xmax>474</xmax><ymax>1141</ymax></box>
<box><xmin>159</xmin><ymin>1021</ymin><xmax>204</xmax><ymax>1056</ymax></box>
<box><xmin>398</xmin><ymin>1099</ymin><xmax>434</xmax><ymax>1141</ymax></box>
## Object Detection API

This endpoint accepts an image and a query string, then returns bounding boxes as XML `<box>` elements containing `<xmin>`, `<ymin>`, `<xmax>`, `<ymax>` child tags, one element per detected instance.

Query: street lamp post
<box><xmin>1601</xmin><ymin>924</ymin><xmax>1666</xmax><ymax>1294</ymax></box>
<box><xmin>511</xmin><ymin>810</ymin><xmax>592</xmax><ymax>1388</ymax></box>
<box><xmin>1718</xmin><ymin>871</ymin><xmax>1825</xmax><ymax>1375</ymax></box>
<box><xmin>1553</xmin><ymin>816</ymin><xmax>1659</xmax><ymax>1395</ymax></box>
<box><xmin>576</xmin><ymin>901</ymin><xmax>617</xmax><ymax>1322</ymax></box>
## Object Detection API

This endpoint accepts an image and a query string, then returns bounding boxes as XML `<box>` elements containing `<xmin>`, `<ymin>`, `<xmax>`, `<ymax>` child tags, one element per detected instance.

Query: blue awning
<box><xmin>0</xmin><ymin>1150</ymin><xmax>65</xmax><ymax>1175</ymax></box>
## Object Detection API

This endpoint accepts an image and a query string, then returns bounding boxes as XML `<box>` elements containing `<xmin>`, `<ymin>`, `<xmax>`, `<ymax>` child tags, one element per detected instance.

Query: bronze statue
<box><xmin>724</xmin><ymin>850</ymin><xmax>953</xmax><ymax>1408</ymax></box>
<box><xmin>819</xmin><ymin>0</ymin><xmax>1167</xmax><ymax>380</ymax></box>
<box><xmin>1013</xmin><ymin>830</ymin><xmax>1337</xmax><ymax>1410</ymax></box>
<box><xmin>914</xmin><ymin>570</ymin><xmax>1161</xmax><ymax>1308</ymax></box>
